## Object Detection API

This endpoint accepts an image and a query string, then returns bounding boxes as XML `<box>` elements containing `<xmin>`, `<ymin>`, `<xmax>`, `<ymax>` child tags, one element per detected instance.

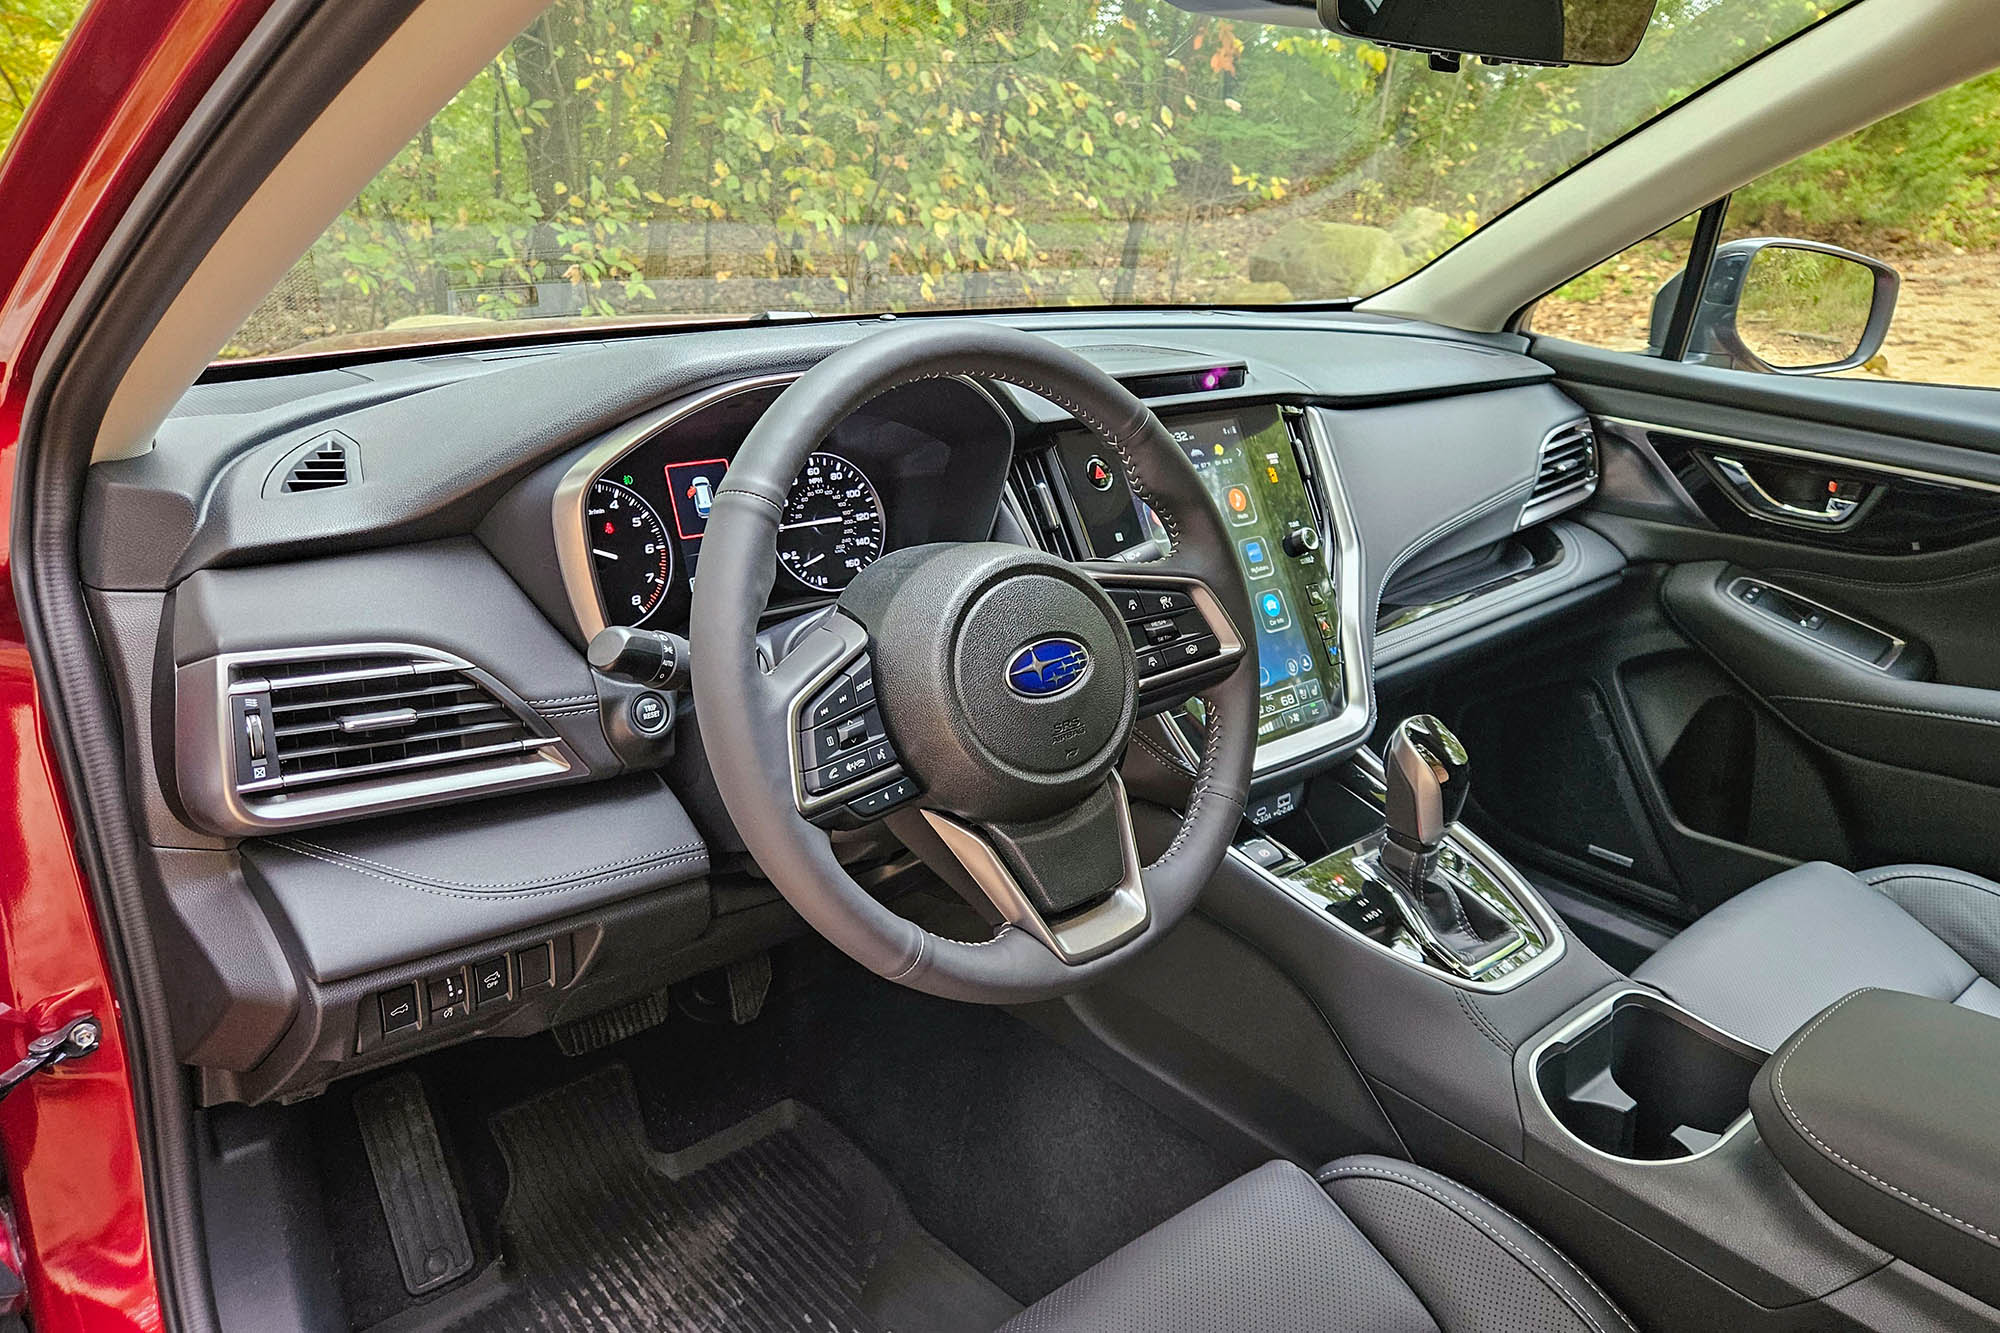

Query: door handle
<box><xmin>1710</xmin><ymin>455</ymin><xmax>1865</xmax><ymax>526</ymax></box>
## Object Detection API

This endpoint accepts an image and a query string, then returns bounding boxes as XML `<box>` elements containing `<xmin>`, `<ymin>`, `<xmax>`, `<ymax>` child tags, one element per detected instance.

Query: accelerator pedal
<box><xmin>552</xmin><ymin>988</ymin><xmax>671</xmax><ymax>1056</ymax></box>
<box><xmin>352</xmin><ymin>1073</ymin><xmax>474</xmax><ymax>1295</ymax></box>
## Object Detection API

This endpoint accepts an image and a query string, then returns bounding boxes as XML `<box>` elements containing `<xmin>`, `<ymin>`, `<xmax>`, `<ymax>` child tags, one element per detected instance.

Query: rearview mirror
<box><xmin>1324</xmin><ymin>0</ymin><xmax>1659</xmax><ymax>67</ymax></box>
<box><xmin>1649</xmin><ymin>240</ymin><xmax>1901</xmax><ymax>376</ymax></box>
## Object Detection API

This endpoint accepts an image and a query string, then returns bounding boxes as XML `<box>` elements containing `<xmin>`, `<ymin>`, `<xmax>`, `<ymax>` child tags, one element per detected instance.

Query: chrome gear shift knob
<box><xmin>1383</xmin><ymin>714</ymin><xmax>1470</xmax><ymax>853</ymax></box>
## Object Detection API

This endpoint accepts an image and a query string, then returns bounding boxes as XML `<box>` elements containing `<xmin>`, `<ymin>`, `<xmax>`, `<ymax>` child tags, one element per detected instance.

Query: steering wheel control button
<box><xmin>630</xmin><ymin>691</ymin><xmax>670</xmax><ymax>735</ymax></box>
<box><xmin>379</xmin><ymin>985</ymin><xmax>420</xmax><ymax>1034</ymax></box>
<box><xmin>807</xmin><ymin>675</ymin><xmax>859</xmax><ymax>726</ymax></box>
<box><xmin>847</xmin><ymin>776</ymin><xmax>920</xmax><ymax>819</ymax></box>
<box><xmin>472</xmin><ymin>957</ymin><xmax>510</xmax><ymax>1008</ymax></box>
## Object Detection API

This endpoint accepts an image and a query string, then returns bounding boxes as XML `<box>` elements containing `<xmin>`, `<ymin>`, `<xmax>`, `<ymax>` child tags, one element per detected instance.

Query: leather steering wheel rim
<box><xmin>690</xmin><ymin>321</ymin><xmax>1256</xmax><ymax>1002</ymax></box>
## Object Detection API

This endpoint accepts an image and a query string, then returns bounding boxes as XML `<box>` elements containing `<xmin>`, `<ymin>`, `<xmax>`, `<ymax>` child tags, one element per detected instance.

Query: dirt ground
<box><xmin>1532</xmin><ymin>247</ymin><xmax>2000</xmax><ymax>390</ymax></box>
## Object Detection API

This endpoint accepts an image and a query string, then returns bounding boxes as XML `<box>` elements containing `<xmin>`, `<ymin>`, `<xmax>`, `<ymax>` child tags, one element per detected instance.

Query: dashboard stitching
<box><xmin>273</xmin><ymin>838</ymin><xmax>706</xmax><ymax>891</ymax></box>
<box><xmin>1370</xmin><ymin>480</ymin><xmax>1535</xmax><ymax>628</ymax></box>
<box><xmin>267</xmin><ymin>842</ymin><xmax>709</xmax><ymax>901</ymax></box>
<box><xmin>526</xmin><ymin>694</ymin><xmax>597</xmax><ymax>707</ymax></box>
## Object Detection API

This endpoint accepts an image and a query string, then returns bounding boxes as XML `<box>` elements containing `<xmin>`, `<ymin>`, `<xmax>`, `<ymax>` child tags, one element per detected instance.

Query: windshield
<box><xmin>226</xmin><ymin>0</ymin><xmax>1846</xmax><ymax>359</ymax></box>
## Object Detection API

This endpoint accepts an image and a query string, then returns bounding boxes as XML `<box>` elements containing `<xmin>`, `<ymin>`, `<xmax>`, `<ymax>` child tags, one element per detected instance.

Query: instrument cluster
<box><xmin>566</xmin><ymin>376</ymin><xmax>1012</xmax><ymax>632</ymax></box>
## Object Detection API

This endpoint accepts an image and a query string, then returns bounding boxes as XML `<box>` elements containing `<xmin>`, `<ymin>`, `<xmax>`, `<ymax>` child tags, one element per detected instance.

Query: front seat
<box><xmin>1001</xmin><ymin>1155</ymin><xmax>1632</xmax><ymax>1333</ymax></box>
<box><xmin>1635</xmin><ymin>861</ymin><xmax>2000</xmax><ymax>1051</ymax></box>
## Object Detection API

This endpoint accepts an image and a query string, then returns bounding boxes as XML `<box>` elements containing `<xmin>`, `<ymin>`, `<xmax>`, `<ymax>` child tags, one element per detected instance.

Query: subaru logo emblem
<box><xmin>1007</xmin><ymin>637</ymin><xmax>1090</xmax><ymax>698</ymax></box>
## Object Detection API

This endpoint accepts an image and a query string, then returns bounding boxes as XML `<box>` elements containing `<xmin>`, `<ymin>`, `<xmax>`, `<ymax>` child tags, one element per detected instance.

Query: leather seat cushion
<box><xmin>1634</xmin><ymin>861</ymin><xmax>2000</xmax><ymax>1052</ymax></box>
<box><xmin>1000</xmin><ymin>1156</ymin><xmax>1633</xmax><ymax>1333</ymax></box>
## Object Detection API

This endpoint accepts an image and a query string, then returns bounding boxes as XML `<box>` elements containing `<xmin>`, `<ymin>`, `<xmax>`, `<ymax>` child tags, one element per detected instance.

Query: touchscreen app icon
<box><xmin>1240</xmin><ymin>537</ymin><xmax>1274</xmax><ymax>579</ymax></box>
<box><xmin>1225</xmin><ymin>485</ymin><xmax>1256</xmax><ymax>526</ymax></box>
<box><xmin>1258</xmin><ymin>589</ymin><xmax>1292</xmax><ymax>632</ymax></box>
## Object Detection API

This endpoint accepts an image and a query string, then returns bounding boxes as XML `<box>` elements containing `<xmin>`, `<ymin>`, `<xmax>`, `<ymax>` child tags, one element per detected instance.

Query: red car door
<box><xmin>0</xmin><ymin>3</ymin><xmax>273</xmax><ymax>1328</ymax></box>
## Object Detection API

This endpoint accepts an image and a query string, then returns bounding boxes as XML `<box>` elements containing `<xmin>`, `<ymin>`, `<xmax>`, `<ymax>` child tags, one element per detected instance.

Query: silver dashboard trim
<box><xmin>554</xmin><ymin>372</ymin><xmax>1015</xmax><ymax>641</ymax></box>
<box><xmin>1249</xmin><ymin>407</ymin><xmax>1374</xmax><ymax>773</ymax></box>
<box><xmin>176</xmin><ymin>641</ymin><xmax>575</xmax><ymax>835</ymax></box>
<box><xmin>554</xmin><ymin>374</ymin><xmax>798</xmax><ymax>642</ymax></box>
<box><xmin>1516</xmin><ymin>417</ymin><xmax>1599</xmax><ymax>530</ymax></box>
<box><xmin>922</xmin><ymin>772</ymin><xmax>1149</xmax><ymax>964</ymax></box>
<box><xmin>1600</xmin><ymin>415</ymin><xmax>2000</xmax><ymax>496</ymax></box>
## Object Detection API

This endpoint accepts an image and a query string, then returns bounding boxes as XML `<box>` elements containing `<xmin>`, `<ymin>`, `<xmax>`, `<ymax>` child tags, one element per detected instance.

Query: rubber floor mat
<box><xmin>425</xmin><ymin>1064</ymin><xmax>1017</xmax><ymax>1333</ymax></box>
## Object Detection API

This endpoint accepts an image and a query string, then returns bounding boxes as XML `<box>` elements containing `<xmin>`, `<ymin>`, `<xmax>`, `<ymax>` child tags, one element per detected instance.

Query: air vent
<box><xmin>1532</xmin><ymin>420</ymin><xmax>1598</xmax><ymax>502</ymax></box>
<box><xmin>242</xmin><ymin>653</ymin><xmax>541</xmax><ymax>792</ymax></box>
<box><xmin>280</xmin><ymin>432</ymin><xmax>357</xmax><ymax>493</ymax></box>
<box><xmin>1008</xmin><ymin>451</ymin><xmax>1082</xmax><ymax>560</ymax></box>
<box><xmin>183</xmin><ymin>645</ymin><xmax>575</xmax><ymax>832</ymax></box>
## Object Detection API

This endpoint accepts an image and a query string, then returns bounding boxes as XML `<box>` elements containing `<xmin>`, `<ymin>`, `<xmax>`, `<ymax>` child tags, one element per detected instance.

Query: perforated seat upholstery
<box><xmin>1001</xmin><ymin>1155</ymin><xmax>1634</xmax><ymax>1333</ymax></box>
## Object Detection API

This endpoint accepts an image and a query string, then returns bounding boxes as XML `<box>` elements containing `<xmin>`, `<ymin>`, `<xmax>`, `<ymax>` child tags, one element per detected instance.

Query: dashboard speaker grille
<box><xmin>1532</xmin><ymin>421</ymin><xmax>1598</xmax><ymax>502</ymax></box>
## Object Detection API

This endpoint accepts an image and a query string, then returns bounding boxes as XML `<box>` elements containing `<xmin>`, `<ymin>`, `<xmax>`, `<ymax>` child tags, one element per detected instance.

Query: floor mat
<box><xmin>398</xmin><ymin>1065</ymin><xmax>1016</xmax><ymax>1333</ymax></box>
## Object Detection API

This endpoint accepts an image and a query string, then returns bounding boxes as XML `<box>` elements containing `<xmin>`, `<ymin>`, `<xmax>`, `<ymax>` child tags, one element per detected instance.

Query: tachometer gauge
<box><xmin>777</xmin><ymin>453</ymin><xmax>886</xmax><ymax>591</ymax></box>
<box><xmin>587</xmin><ymin>480</ymin><xmax>673</xmax><ymax>624</ymax></box>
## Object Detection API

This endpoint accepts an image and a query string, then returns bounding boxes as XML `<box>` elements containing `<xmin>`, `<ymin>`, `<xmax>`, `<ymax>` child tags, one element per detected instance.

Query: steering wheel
<box><xmin>690</xmin><ymin>322</ymin><xmax>1256</xmax><ymax>1002</ymax></box>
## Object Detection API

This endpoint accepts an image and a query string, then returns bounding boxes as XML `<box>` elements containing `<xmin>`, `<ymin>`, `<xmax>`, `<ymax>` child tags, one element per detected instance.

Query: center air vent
<box><xmin>181</xmin><ymin>644</ymin><xmax>573</xmax><ymax>833</ymax></box>
<box><xmin>276</xmin><ymin>431</ymin><xmax>358</xmax><ymax>493</ymax></box>
<box><xmin>1519</xmin><ymin>419</ymin><xmax>1599</xmax><ymax>528</ymax></box>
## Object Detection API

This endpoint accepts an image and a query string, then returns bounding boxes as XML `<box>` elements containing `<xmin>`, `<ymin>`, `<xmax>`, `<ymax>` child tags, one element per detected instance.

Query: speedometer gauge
<box><xmin>587</xmin><ymin>479</ymin><xmax>673</xmax><ymax>624</ymax></box>
<box><xmin>777</xmin><ymin>453</ymin><xmax>886</xmax><ymax>591</ymax></box>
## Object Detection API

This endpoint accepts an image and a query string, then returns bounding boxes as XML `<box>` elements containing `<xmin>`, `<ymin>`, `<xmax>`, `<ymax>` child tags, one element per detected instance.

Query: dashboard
<box><xmin>83</xmin><ymin>310</ymin><xmax>1614</xmax><ymax>1103</ymax></box>
<box><xmin>552</xmin><ymin>376</ymin><xmax>1014</xmax><ymax>638</ymax></box>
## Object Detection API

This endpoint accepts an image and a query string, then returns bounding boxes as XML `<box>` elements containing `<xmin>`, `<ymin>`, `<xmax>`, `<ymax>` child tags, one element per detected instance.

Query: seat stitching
<box><xmin>1316</xmin><ymin>1164</ymin><xmax>1635</xmax><ymax>1333</ymax></box>
<box><xmin>278</xmin><ymin>838</ymin><xmax>706</xmax><ymax>890</ymax></box>
<box><xmin>1769</xmin><ymin>695</ymin><xmax>2000</xmax><ymax>731</ymax></box>
<box><xmin>1772</xmin><ymin>988</ymin><xmax>2000</xmax><ymax>1248</ymax></box>
<box><xmin>270</xmin><ymin>841</ymin><xmax>707</xmax><ymax>901</ymax></box>
<box><xmin>1860</xmin><ymin>868</ymin><xmax>2000</xmax><ymax>899</ymax></box>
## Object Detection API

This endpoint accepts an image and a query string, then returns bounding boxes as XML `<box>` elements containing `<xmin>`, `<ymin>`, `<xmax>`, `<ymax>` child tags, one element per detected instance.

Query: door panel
<box><xmin>1465</xmin><ymin>337</ymin><xmax>2000</xmax><ymax>916</ymax></box>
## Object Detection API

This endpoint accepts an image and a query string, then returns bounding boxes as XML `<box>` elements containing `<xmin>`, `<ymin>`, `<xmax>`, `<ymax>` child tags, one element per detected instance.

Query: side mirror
<box><xmin>1648</xmin><ymin>240</ymin><xmax>1900</xmax><ymax>376</ymax></box>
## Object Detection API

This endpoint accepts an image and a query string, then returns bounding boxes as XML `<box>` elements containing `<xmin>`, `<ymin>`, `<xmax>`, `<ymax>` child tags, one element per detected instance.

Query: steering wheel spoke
<box><xmin>919</xmin><ymin>774</ymin><xmax>1149</xmax><ymax>964</ymax></box>
<box><xmin>1082</xmin><ymin>561</ymin><xmax>1247</xmax><ymax>714</ymax></box>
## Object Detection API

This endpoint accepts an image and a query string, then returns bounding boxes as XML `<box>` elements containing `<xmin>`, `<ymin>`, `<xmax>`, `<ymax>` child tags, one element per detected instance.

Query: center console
<box><xmin>1192</xmin><ymin>718</ymin><xmax>1996</xmax><ymax>1330</ymax></box>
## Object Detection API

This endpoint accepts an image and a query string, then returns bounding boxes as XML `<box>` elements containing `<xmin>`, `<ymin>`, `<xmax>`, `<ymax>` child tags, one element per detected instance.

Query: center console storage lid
<box><xmin>1750</xmin><ymin>987</ymin><xmax>2000</xmax><ymax>1309</ymax></box>
<box><xmin>240</xmin><ymin>773</ymin><xmax>710</xmax><ymax>982</ymax></box>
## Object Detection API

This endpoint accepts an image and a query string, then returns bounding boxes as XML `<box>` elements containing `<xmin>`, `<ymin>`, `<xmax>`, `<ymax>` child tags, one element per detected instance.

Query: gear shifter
<box><xmin>1377</xmin><ymin>715</ymin><xmax>1522</xmax><ymax>976</ymax></box>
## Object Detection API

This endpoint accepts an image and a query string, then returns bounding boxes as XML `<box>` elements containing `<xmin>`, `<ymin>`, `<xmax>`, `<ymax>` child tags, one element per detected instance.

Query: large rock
<box><xmin>1248</xmin><ymin>221</ymin><xmax>1410</xmax><ymax>297</ymax></box>
<box><xmin>1389</xmin><ymin>207</ymin><xmax>1460</xmax><ymax>263</ymax></box>
<box><xmin>1227</xmin><ymin>280</ymin><xmax>1294</xmax><ymax>304</ymax></box>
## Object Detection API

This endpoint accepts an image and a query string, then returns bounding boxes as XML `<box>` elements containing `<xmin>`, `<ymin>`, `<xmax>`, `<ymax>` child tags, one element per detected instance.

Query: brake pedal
<box><xmin>727</xmin><ymin>952</ymin><xmax>773</xmax><ymax>1025</ymax></box>
<box><xmin>353</xmin><ymin>1073</ymin><xmax>474</xmax><ymax>1295</ymax></box>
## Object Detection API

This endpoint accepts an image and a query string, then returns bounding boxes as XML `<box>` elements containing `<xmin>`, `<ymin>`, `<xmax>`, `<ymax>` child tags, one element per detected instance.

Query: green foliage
<box><xmin>0</xmin><ymin>0</ymin><xmax>85</xmax><ymax>153</ymax></box>
<box><xmin>1733</xmin><ymin>70</ymin><xmax>2000</xmax><ymax>250</ymax></box>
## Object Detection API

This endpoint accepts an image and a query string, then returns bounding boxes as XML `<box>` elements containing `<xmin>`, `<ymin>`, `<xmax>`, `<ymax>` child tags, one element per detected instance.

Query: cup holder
<box><xmin>1532</xmin><ymin>990</ymin><xmax>1767</xmax><ymax>1163</ymax></box>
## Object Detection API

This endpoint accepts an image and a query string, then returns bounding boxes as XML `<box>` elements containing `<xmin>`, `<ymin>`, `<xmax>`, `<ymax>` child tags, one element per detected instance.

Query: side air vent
<box><xmin>1519</xmin><ymin>419</ymin><xmax>1599</xmax><ymax>527</ymax></box>
<box><xmin>1008</xmin><ymin>450</ymin><xmax>1082</xmax><ymax>560</ymax></box>
<box><xmin>179</xmin><ymin>644</ymin><xmax>573</xmax><ymax>833</ymax></box>
<box><xmin>275</xmin><ymin>431</ymin><xmax>359</xmax><ymax>494</ymax></box>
